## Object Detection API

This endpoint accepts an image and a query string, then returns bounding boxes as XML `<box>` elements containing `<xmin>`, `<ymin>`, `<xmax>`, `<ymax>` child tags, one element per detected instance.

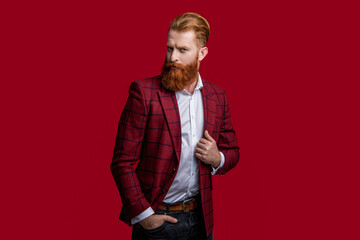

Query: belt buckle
<box><xmin>182</xmin><ymin>198</ymin><xmax>193</xmax><ymax>212</ymax></box>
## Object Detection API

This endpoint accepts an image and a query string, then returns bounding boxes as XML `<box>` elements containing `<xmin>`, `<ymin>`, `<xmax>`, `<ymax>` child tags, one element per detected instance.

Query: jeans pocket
<box><xmin>142</xmin><ymin>222</ymin><xmax>170</xmax><ymax>239</ymax></box>
<box><xmin>144</xmin><ymin>222</ymin><xmax>167</xmax><ymax>233</ymax></box>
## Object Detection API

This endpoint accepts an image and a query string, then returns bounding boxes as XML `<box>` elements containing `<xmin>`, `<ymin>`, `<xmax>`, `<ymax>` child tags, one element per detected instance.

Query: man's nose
<box><xmin>170</xmin><ymin>50</ymin><xmax>179</xmax><ymax>62</ymax></box>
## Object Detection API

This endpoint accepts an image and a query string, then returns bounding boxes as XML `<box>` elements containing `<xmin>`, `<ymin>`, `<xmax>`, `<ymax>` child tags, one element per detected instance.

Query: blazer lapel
<box><xmin>198</xmin><ymin>81</ymin><xmax>217</xmax><ymax>175</ymax></box>
<box><xmin>201</xmin><ymin>82</ymin><xmax>216</xmax><ymax>137</ymax></box>
<box><xmin>158</xmin><ymin>90</ymin><xmax>181</xmax><ymax>162</ymax></box>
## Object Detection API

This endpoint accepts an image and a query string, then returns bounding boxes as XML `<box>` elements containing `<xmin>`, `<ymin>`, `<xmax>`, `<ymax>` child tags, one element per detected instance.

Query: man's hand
<box><xmin>195</xmin><ymin>130</ymin><xmax>221</xmax><ymax>168</ymax></box>
<box><xmin>139</xmin><ymin>214</ymin><xmax>177</xmax><ymax>230</ymax></box>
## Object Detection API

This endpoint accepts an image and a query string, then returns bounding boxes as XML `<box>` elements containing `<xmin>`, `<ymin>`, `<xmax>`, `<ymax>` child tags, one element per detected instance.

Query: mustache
<box><xmin>163</xmin><ymin>62</ymin><xmax>187</xmax><ymax>71</ymax></box>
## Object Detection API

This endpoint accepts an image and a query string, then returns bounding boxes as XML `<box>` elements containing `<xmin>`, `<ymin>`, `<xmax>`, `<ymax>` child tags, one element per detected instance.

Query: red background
<box><xmin>1</xmin><ymin>0</ymin><xmax>359</xmax><ymax>239</ymax></box>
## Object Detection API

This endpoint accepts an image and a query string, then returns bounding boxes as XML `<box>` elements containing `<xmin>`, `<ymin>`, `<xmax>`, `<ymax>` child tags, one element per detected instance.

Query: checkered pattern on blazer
<box><xmin>111</xmin><ymin>75</ymin><xmax>239</xmax><ymax>237</ymax></box>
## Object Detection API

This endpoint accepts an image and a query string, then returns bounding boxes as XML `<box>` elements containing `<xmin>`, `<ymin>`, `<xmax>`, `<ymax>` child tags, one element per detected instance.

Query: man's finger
<box><xmin>196</xmin><ymin>142</ymin><xmax>206</xmax><ymax>149</ymax></box>
<box><xmin>163</xmin><ymin>215</ymin><xmax>177</xmax><ymax>223</ymax></box>
<box><xmin>204</xmin><ymin>130</ymin><xmax>215</xmax><ymax>142</ymax></box>
<box><xmin>195</xmin><ymin>152</ymin><xmax>203</xmax><ymax>160</ymax></box>
<box><xmin>196</xmin><ymin>147</ymin><xmax>206</xmax><ymax>155</ymax></box>
<box><xmin>199</xmin><ymin>138</ymin><xmax>209</xmax><ymax>144</ymax></box>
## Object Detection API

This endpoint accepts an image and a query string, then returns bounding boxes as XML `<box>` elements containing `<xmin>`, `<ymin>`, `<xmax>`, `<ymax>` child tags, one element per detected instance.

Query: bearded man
<box><xmin>111</xmin><ymin>12</ymin><xmax>239</xmax><ymax>240</ymax></box>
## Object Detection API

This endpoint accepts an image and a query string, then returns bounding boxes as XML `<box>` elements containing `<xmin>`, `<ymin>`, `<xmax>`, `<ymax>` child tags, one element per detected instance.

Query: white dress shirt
<box><xmin>131</xmin><ymin>74</ymin><xmax>225</xmax><ymax>225</ymax></box>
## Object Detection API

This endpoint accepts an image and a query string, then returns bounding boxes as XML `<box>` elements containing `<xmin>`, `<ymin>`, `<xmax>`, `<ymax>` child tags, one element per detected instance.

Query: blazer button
<box><xmin>221</xmin><ymin>171</ymin><xmax>226</xmax><ymax>174</ymax></box>
<box><xmin>161</xmin><ymin>189</ymin><xmax>166</xmax><ymax>194</ymax></box>
<box><xmin>173</xmin><ymin>168</ymin><xmax>176</xmax><ymax>173</ymax></box>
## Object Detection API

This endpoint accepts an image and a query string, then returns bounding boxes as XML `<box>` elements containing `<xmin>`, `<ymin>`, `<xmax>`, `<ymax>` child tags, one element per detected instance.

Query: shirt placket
<box><xmin>187</xmin><ymin>94</ymin><xmax>196</xmax><ymax>194</ymax></box>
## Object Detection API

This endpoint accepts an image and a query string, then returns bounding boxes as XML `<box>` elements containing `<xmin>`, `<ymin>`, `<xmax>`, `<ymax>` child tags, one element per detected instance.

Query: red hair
<box><xmin>169</xmin><ymin>12</ymin><xmax>210</xmax><ymax>47</ymax></box>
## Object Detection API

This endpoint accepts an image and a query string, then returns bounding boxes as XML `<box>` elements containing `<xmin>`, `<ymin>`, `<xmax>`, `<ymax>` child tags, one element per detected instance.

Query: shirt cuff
<box><xmin>130</xmin><ymin>207</ymin><xmax>155</xmax><ymax>225</ymax></box>
<box><xmin>211</xmin><ymin>152</ymin><xmax>225</xmax><ymax>175</ymax></box>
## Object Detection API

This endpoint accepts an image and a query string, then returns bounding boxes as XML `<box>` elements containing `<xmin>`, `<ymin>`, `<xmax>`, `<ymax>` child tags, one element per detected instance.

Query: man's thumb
<box><xmin>205</xmin><ymin>130</ymin><xmax>214</xmax><ymax>141</ymax></box>
<box><xmin>163</xmin><ymin>215</ymin><xmax>178</xmax><ymax>223</ymax></box>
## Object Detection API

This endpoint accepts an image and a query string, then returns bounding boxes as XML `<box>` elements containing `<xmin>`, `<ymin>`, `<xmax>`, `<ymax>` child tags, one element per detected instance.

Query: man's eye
<box><xmin>181</xmin><ymin>48</ymin><xmax>188</xmax><ymax>52</ymax></box>
<box><xmin>167</xmin><ymin>47</ymin><xmax>173</xmax><ymax>51</ymax></box>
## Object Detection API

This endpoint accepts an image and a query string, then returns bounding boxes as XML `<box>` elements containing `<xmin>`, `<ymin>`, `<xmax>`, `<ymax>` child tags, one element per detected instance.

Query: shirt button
<box><xmin>191</xmin><ymin>173</ymin><xmax>194</xmax><ymax>176</ymax></box>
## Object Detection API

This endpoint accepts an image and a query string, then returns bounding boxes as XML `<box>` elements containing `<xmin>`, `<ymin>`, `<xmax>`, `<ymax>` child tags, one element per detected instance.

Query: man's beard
<box><xmin>161</xmin><ymin>58</ymin><xmax>199</xmax><ymax>92</ymax></box>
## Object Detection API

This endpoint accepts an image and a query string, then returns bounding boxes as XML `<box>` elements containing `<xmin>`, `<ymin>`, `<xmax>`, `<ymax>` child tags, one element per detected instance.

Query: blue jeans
<box><xmin>131</xmin><ymin>207</ymin><xmax>213</xmax><ymax>240</ymax></box>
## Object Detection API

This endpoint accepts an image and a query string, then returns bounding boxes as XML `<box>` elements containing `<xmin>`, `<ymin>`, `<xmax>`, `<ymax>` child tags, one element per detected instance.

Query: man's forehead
<box><xmin>167</xmin><ymin>30</ymin><xmax>197</xmax><ymax>45</ymax></box>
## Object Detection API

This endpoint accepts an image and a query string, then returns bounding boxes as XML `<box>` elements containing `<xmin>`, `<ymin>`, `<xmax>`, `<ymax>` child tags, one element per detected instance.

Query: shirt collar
<box><xmin>195</xmin><ymin>73</ymin><xmax>204</xmax><ymax>90</ymax></box>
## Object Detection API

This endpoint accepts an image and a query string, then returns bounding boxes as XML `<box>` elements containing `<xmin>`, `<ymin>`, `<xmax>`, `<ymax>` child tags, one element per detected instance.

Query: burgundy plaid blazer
<box><xmin>111</xmin><ymin>75</ymin><xmax>239</xmax><ymax>236</ymax></box>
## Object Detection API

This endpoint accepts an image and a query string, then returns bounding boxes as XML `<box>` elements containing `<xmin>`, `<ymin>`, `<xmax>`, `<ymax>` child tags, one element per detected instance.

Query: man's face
<box><xmin>161</xmin><ymin>30</ymin><xmax>208</xmax><ymax>91</ymax></box>
<box><xmin>166</xmin><ymin>30</ymin><xmax>200</xmax><ymax>65</ymax></box>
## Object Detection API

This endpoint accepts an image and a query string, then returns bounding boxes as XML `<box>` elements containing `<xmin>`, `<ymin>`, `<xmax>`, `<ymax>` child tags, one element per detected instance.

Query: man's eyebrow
<box><xmin>176</xmin><ymin>45</ymin><xmax>189</xmax><ymax>49</ymax></box>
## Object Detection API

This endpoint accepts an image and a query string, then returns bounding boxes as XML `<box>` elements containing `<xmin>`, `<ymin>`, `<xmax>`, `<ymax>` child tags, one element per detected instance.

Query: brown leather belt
<box><xmin>158</xmin><ymin>197</ymin><xmax>198</xmax><ymax>212</ymax></box>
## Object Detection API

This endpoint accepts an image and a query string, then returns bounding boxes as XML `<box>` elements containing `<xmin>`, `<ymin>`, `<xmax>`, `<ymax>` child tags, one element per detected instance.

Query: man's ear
<box><xmin>198</xmin><ymin>47</ymin><xmax>208</xmax><ymax>62</ymax></box>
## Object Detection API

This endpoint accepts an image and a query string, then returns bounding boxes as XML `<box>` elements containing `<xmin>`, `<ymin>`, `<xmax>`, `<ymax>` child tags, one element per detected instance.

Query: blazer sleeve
<box><xmin>110</xmin><ymin>81</ymin><xmax>151</xmax><ymax>222</ymax></box>
<box><xmin>216</xmin><ymin>91</ymin><xmax>240</xmax><ymax>175</ymax></box>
